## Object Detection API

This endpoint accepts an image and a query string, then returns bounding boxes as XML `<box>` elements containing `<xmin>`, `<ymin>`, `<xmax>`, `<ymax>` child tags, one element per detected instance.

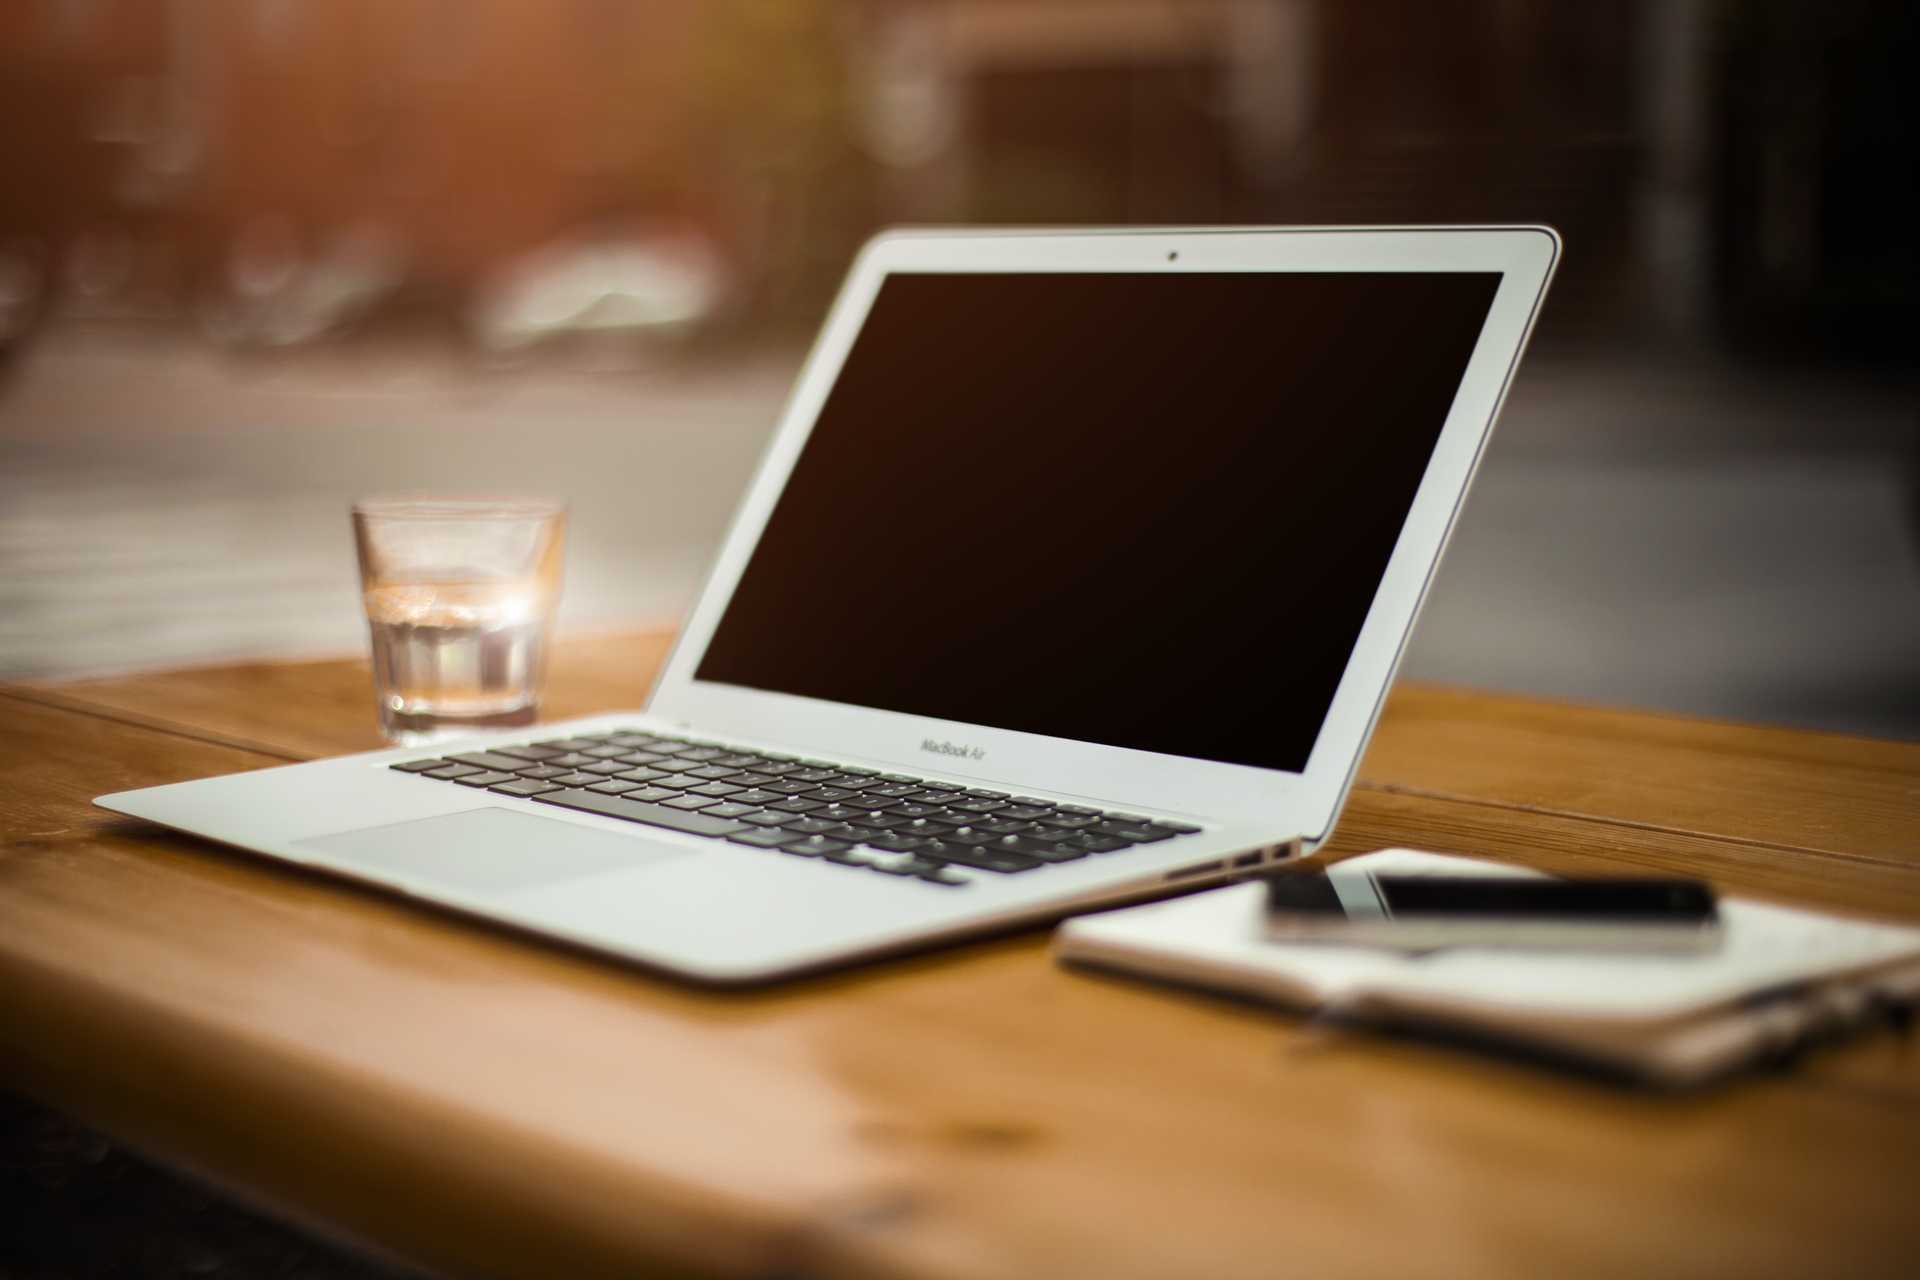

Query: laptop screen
<box><xmin>695</xmin><ymin>270</ymin><xmax>1500</xmax><ymax>773</ymax></box>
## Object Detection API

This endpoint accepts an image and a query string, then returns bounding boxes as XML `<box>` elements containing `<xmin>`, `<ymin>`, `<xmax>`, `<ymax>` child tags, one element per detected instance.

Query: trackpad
<box><xmin>296</xmin><ymin>807</ymin><xmax>689</xmax><ymax>894</ymax></box>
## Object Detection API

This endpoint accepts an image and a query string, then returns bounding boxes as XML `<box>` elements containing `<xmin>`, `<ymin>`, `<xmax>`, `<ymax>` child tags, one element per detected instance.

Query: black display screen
<box><xmin>1376</xmin><ymin>877</ymin><xmax>1718</xmax><ymax>920</ymax></box>
<box><xmin>696</xmin><ymin>271</ymin><xmax>1500</xmax><ymax>772</ymax></box>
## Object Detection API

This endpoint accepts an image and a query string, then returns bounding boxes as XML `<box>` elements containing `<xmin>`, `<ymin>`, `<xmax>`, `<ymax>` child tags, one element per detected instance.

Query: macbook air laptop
<box><xmin>98</xmin><ymin>226</ymin><xmax>1559</xmax><ymax>983</ymax></box>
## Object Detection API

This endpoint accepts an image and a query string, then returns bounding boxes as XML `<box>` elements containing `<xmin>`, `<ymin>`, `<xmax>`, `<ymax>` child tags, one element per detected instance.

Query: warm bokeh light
<box><xmin>1</xmin><ymin>0</ymin><xmax>1915</xmax><ymax>737</ymax></box>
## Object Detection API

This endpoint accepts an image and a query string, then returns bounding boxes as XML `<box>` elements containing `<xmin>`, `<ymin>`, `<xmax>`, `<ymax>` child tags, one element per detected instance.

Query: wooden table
<box><xmin>4</xmin><ymin>630</ymin><xmax>1918</xmax><ymax>1279</ymax></box>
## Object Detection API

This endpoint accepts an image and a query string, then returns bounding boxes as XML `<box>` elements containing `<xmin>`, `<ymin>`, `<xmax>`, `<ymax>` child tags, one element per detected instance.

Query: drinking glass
<box><xmin>351</xmin><ymin>496</ymin><xmax>566</xmax><ymax>745</ymax></box>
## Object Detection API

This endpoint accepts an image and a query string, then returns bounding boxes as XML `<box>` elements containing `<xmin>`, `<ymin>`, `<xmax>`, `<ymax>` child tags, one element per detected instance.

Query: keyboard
<box><xmin>390</xmin><ymin>729</ymin><xmax>1202</xmax><ymax>888</ymax></box>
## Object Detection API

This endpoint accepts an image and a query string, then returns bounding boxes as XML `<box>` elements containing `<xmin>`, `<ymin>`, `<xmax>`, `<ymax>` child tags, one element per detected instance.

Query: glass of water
<box><xmin>351</xmin><ymin>496</ymin><xmax>567</xmax><ymax>745</ymax></box>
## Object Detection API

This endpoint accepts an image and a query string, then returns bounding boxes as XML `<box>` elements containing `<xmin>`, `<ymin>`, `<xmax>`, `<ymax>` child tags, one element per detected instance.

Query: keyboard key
<box><xmin>726</xmin><ymin>828</ymin><xmax>796</xmax><ymax>849</ymax></box>
<box><xmin>987</xmin><ymin>834</ymin><xmax>1087</xmax><ymax>863</ymax></box>
<box><xmin>767</xmin><ymin>781</ymin><xmax>820</xmax><ymax>796</ymax></box>
<box><xmin>736</xmin><ymin>809</ymin><xmax>791</xmax><ymax>827</ymax></box>
<box><xmin>951</xmin><ymin>799</ymin><xmax>1007</xmax><ymax>814</ymax></box>
<box><xmin>866</xmin><ymin>784</ymin><xmax>921</xmax><ymax>799</ymax></box>
<box><xmin>389</xmin><ymin>759</ymin><xmax>445</xmax><ymax>773</ymax></box>
<box><xmin>782</xmin><ymin>835</ymin><xmax>852</xmax><ymax>858</ymax></box>
<box><xmin>962</xmin><ymin>789</ymin><xmax>1009</xmax><ymax>800</ymax></box>
<box><xmin>713</xmin><ymin>753</ymin><xmax>764</xmax><ymax>767</ymax></box>
<box><xmin>423</xmin><ymin>764</ymin><xmax>482</xmax><ymax>780</ymax></box>
<box><xmin>789</xmin><ymin>768</ymin><xmax>838</xmax><ymax>783</ymax></box>
<box><xmin>729</xmin><ymin>789</ymin><xmax>782</xmax><ymax>806</ymax></box>
<box><xmin>1054</xmin><ymin>805</ymin><xmax>1099</xmax><ymax>816</ymax></box>
<box><xmin>533</xmin><ymin>738</ymin><xmax>603</xmax><ymax>752</ymax></box>
<box><xmin>606</xmin><ymin>734</ymin><xmax>666</xmax><ymax>750</ymax></box>
<box><xmin>491</xmin><ymin>779</ymin><xmax>561</xmax><ymax>797</ymax></box>
<box><xmin>649</xmin><ymin>759</ymin><xmax>708</xmax><ymax>774</ymax></box>
<box><xmin>514</xmin><ymin>765</ymin><xmax>572</xmax><ymax>780</ymax></box>
<box><xmin>1038</xmin><ymin>813</ymin><xmax>1100</xmax><ymax>830</ymax></box>
<box><xmin>586</xmin><ymin>779</ymin><xmax>643</xmax><ymax>795</ymax></box>
<box><xmin>999</xmin><ymin>805</ymin><xmax>1053</xmax><ymax>820</ymax></box>
<box><xmin>812</xmin><ymin>804</ymin><xmax>873</xmax><ymax>823</ymax></box>
<box><xmin>623</xmin><ymin>786</ymin><xmax>683</xmax><ymax>804</ymax></box>
<box><xmin>547</xmin><ymin>771</ymin><xmax>604</xmax><ymax>787</ymax></box>
<box><xmin>1062</xmin><ymin>834</ymin><xmax>1132</xmax><ymax>853</ymax></box>
<box><xmin>880</xmin><ymin>773</ymin><xmax>923</xmax><ymax>784</ymax></box>
<box><xmin>943</xmin><ymin>828</ymin><xmax>999</xmax><ymax>846</ymax></box>
<box><xmin>614</xmin><ymin>751</ymin><xmax>669</xmax><ymax>766</ymax></box>
<box><xmin>851</xmin><ymin>812</ymin><xmax>912</xmax><ymax>830</ymax></box>
<box><xmin>781</xmin><ymin>818</ymin><xmax>838</xmax><ymax>835</ymax></box>
<box><xmin>770</xmin><ymin>797</ymin><xmax>823</xmax><ymax>814</ymax></box>
<box><xmin>688</xmin><ymin>765</ymin><xmax>741</xmax><ymax>780</ymax></box>
<box><xmin>580</xmin><ymin>745</ymin><xmax>631</xmax><ymax>760</ymax></box>
<box><xmin>581</xmin><ymin>761</ymin><xmax>633</xmax><ymax>776</ymax></box>
<box><xmin>902</xmin><ymin>790</ymin><xmax>955</xmax><ymax>805</ymax></box>
<box><xmin>809</xmin><ymin>787</ymin><xmax>857</xmax><ymax>803</ymax></box>
<box><xmin>453</xmin><ymin>771</ymin><xmax>516</xmax><ymax>788</ymax></box>
<box><xmin>616</xmin><ymin>766</ymin><xmax>672</xmax><ymax>783</ymax></box>
<box><xmin>753</xmin><ymin>762</ymin><xmax>803</xmax><ymax>777</ymax></box>
<box><xmin>664</xmin><ymin>794</ymin><xmax>719</xmax><ymax>811</ymax></box>
<box><xmin>820</xmin><ymin>773</ymin><xmax>870</xmax><ymax>789</ymax></box>
<box><xmin>978</xmin><ymin>818</ymin><xmax>1031</xmax><ymax>835</ymax></box>
<box><xmin>535</xmin><ymin>789</ymin><xmax>748</xmax><ymax>836</ymax></box>
<box><xmin>919</xmin><ymin>842</ymin><xmax>1041</xmax><ymax>874</ymax></box>
<box><xmin>444</xmin><ymin>752</ymin><xmax>527</xmax><ymax>772</ymax></box>
<box><xmin>866</xmin><ymin>835</ymin><xmax>933</xmax><ymax>853</ymax></box>
<box><xmin>728</xmin><ymin>772</ymin><xmax>777</xmax><ymax>788</ymax></box>
<box><xmin>1153</xmin><ymin>820</ymin><xmax>1203</xmax><ymax>835</ymax></box>
<box><xmin>545</xmin><ymin>753</ymin><xmax>598</xmax><ymax>769</ymax></box>
<box><xmin>837</xmin><ymin>765</ymin><xmax>881</xmax><ymax>776</ymax></box>
<box><xmin>702</xmin><ymin>802</ymin><xmax>760</xmax><ymax>819</ymax></box>
<box><xmin>688</xmin><ymin>781</ymin><xmax>744</xmax><ymax>798</ymax></box>
<box><xmin>885</xmin><ymin>802</ymin><xmax>940</xmax><ymax>818</ymax></box>
<box><xmin>1092</xmin><ymin>823</ymin><xmax>1172</xmax><ymax>842</ymax></box>
<box><xmin>494</xmin><ymin>745</ymin><xmax>563</xmax><ymax>762</ymax></box>
<box><xmin>678</xmin><ymin>747</ymin><xmax>726</xmax><ymax>762</ymax></box>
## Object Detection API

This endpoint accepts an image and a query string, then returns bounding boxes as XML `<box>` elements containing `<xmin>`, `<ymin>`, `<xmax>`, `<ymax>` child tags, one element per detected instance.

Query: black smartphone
<box><xmin>1263</xmin><ymin>864</ymin><xmax>1721</xmax><ymax>951</ymax></box>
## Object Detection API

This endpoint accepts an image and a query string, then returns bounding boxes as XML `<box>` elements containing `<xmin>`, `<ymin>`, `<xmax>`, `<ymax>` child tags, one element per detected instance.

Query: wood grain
<box><xmin>2</xmin><ymin>713</ymin><xmax>1916</xmax><ymax>1279</ymax></box>
<box><xmin>5</xmin><ymin>643</ymin><xmax>1920</xmax><ymax>1278</ymax></box>
<box><xmin>14</xmin><ymin>629</ymin><xmax>674</xmax><ymax>763</ymax></box>
<box><xmin>1363</xmin><ymin>684</ymin><xmax>1920</xmax><ymax>865</ymax></box>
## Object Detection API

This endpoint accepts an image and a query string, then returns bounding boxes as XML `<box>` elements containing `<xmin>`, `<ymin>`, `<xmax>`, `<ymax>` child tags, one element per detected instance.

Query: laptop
<box><xmin>98</xmin><ymin>225</ymin><xmax>1559</xmax><ymax>983</ymax></box>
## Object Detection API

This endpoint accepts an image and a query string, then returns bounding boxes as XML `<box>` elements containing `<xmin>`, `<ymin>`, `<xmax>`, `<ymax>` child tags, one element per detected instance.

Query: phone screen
<box><xmin>1267</xmin><ymin>868</ymin><xmax>1718</xmax><ymax>923</ymax></box>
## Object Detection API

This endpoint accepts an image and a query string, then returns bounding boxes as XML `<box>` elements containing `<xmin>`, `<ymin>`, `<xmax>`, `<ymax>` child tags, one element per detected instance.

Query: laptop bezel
<box><xmin>643</xmin><ymin>226</ymin><xmax>1558</xmax><ymax>836</ymax></box>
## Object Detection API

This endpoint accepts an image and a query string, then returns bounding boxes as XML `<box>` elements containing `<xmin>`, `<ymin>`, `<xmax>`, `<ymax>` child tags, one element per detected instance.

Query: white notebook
<box><xmin>1055</xmin><ymin>850</ymin><xmax>1920</xmax><ymax>1086</ymax></box>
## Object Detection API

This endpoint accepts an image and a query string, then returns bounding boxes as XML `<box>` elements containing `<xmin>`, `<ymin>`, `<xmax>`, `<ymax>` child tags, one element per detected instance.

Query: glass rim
<box><xmin>351</xmin><ymin>494</ymin><xmax>567</xmax><ymax>521</ymax></box>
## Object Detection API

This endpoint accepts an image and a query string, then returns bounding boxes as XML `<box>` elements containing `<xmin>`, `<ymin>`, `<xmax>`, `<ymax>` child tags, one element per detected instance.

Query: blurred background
<box><xmin>1</xmin><ymin>0</ymin><xmax>1915</xmax><ymax>737</ymax></box>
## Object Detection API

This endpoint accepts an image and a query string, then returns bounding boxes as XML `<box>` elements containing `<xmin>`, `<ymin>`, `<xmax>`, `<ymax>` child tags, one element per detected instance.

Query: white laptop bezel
<box><xmin>645</xmin><ymin>226</ymin><xmax>1558</xmax><ymax>837</ymax></box>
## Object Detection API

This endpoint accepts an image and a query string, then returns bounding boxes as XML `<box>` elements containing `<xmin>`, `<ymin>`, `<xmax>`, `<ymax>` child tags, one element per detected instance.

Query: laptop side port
<box><xmin>1165</xmin><ymin>860</ymin><xmax>1227</xmax><ymax>882</ymax></box>
<box><xmin>1232</xmin><ymin>852</ymin><xmax>1262</xmax><ymax>868</ymax></box>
